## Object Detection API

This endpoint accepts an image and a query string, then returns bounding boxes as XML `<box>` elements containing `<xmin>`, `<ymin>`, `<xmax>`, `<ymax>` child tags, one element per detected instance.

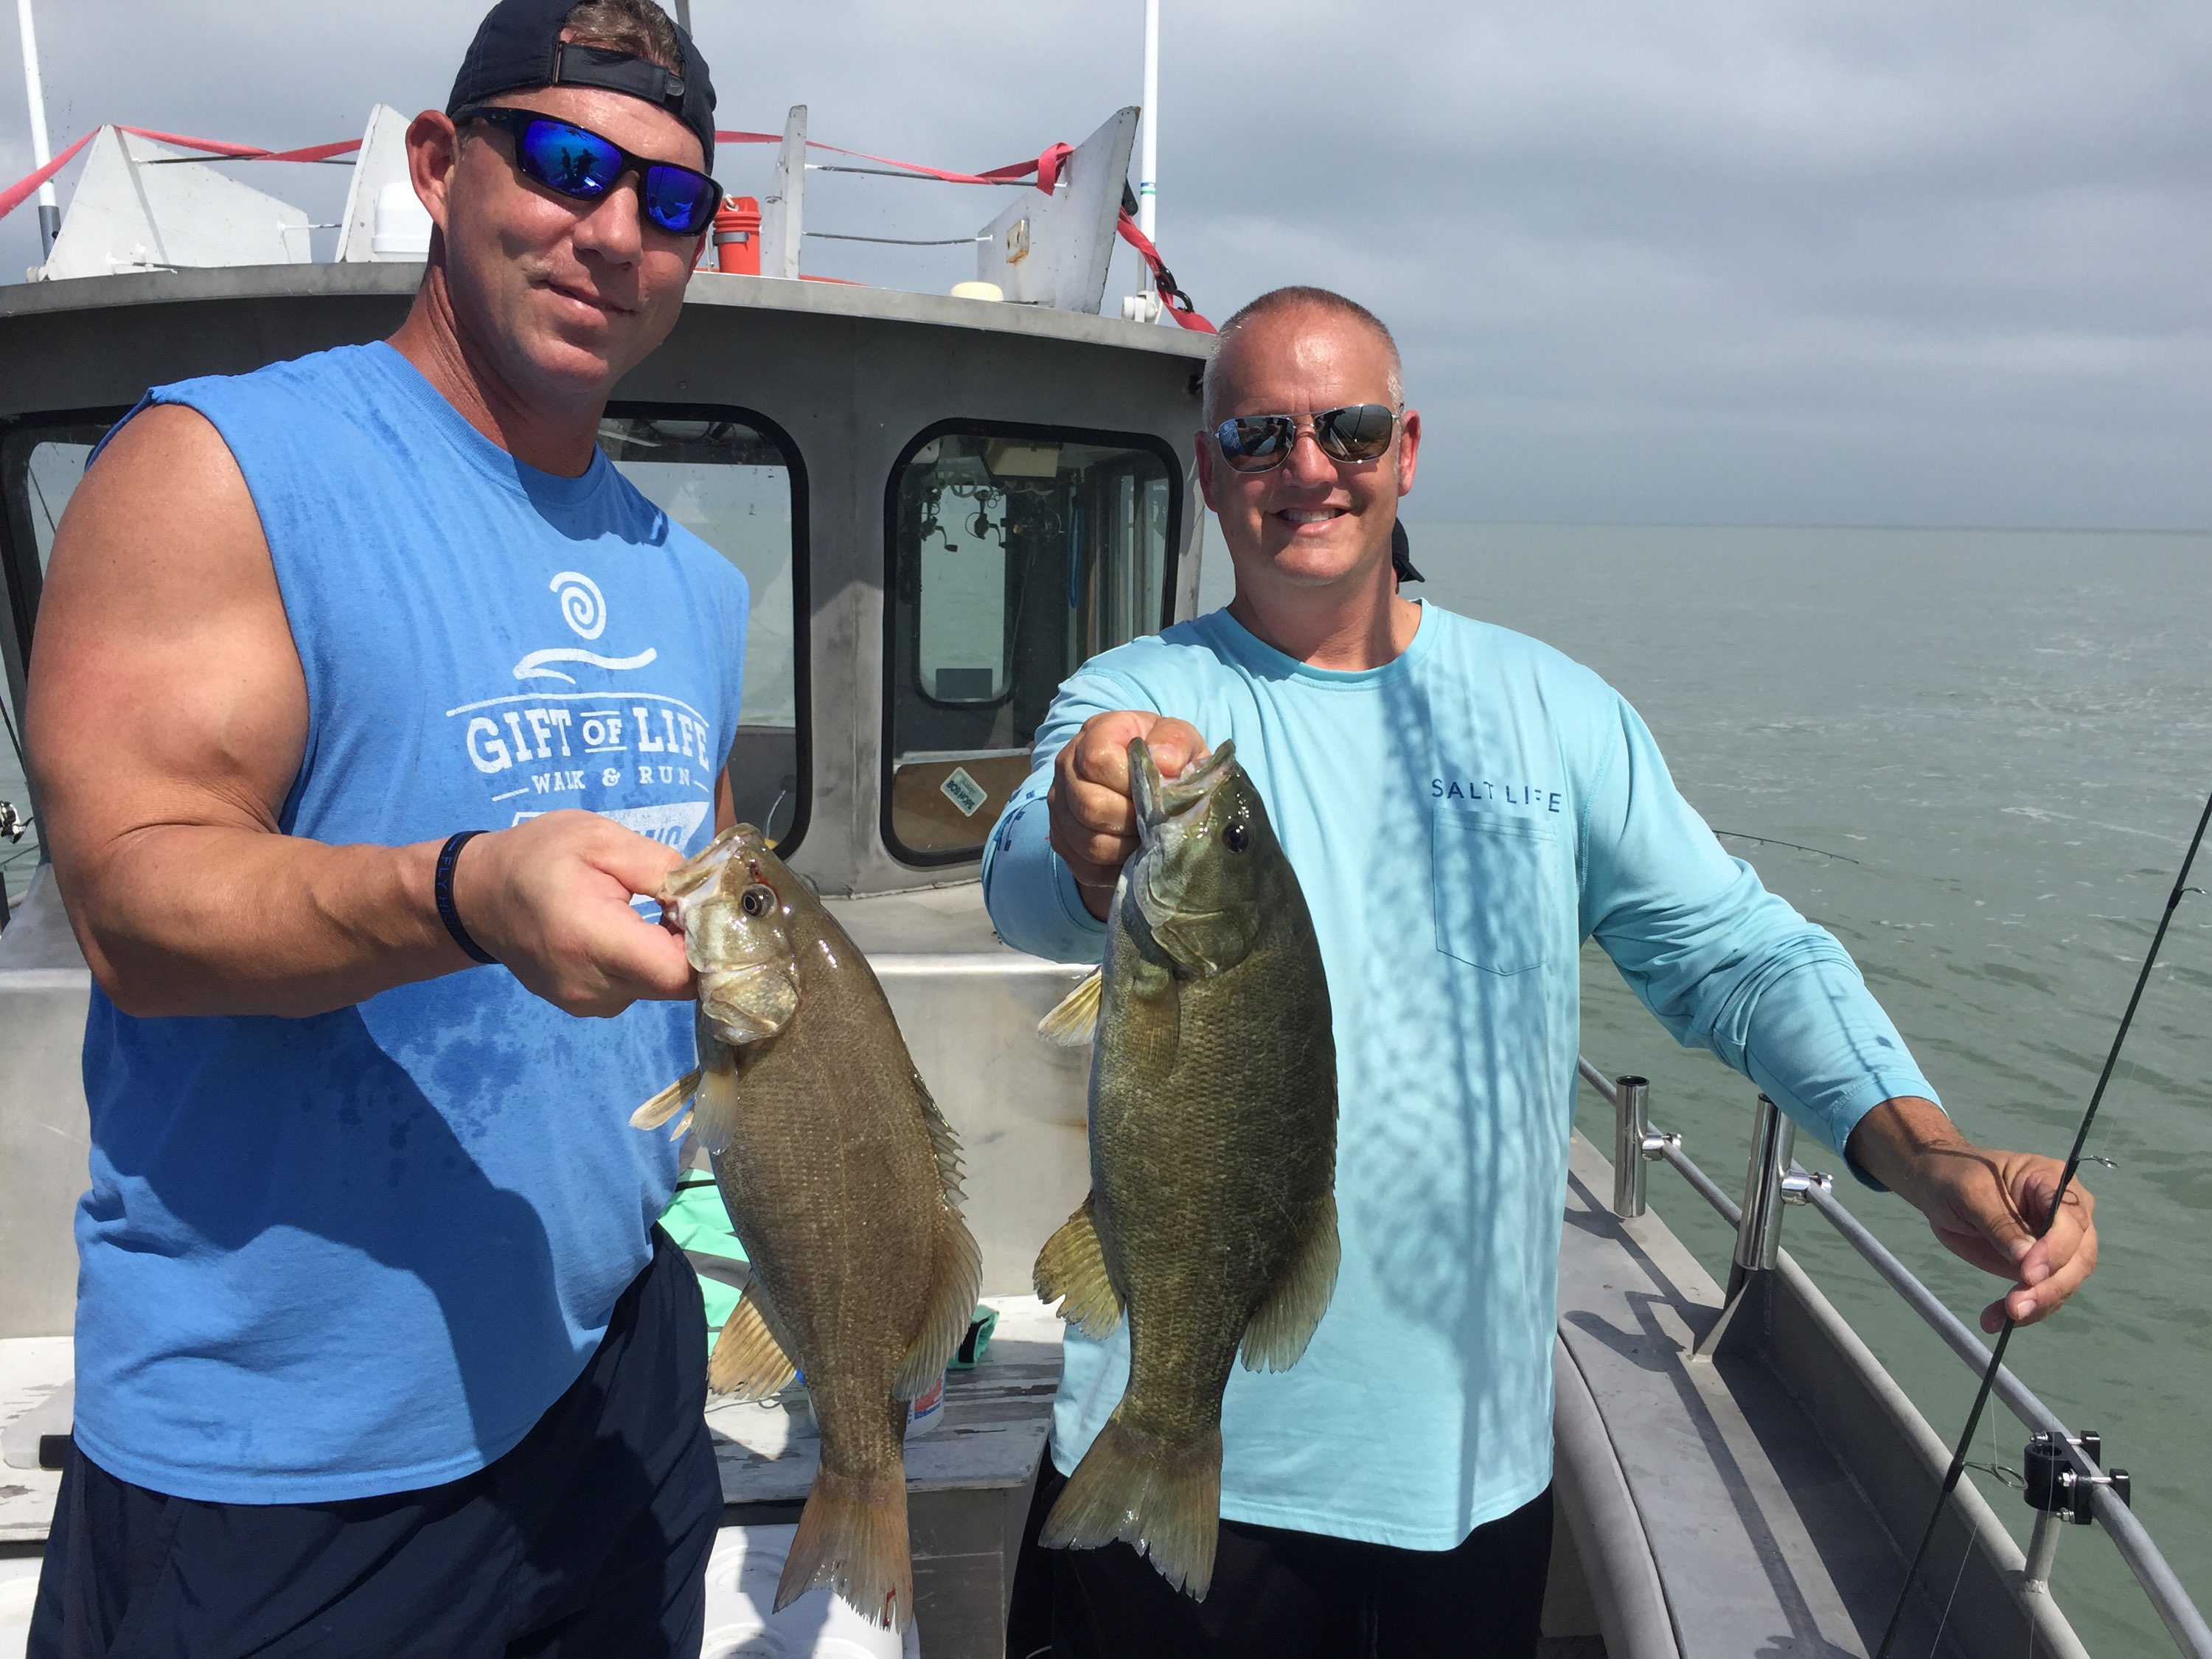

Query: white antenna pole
<box><xmin>1138</xmin><ymin>0</ymin><xmax>1159</xmax><ymax>255</ymax></box>
<box><xmin>14</xmin><ymin>0</ymin><xmax>60</xmax><ymax>257</ymax></box>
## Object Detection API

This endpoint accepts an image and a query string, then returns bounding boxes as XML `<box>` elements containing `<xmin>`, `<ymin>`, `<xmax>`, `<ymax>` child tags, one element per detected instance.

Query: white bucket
<box><xmin>0</xmin><ymin>1558</ymin><xmax>44</xmax><ymax>1659</ymax></box>
<box><xmin>905</xmin><ymin>1371</ymin><xmax>946</xmax><ymax>1438</ymax></box>
<box><xmin>701</xmin><ymin>1524</ymin><xmax>919</xmax><ymax>1659</ymax></box>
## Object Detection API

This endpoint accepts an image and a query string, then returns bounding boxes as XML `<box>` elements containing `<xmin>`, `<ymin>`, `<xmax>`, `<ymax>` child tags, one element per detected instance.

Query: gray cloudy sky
<box><xmin>2</xmin><ymin>1</ymin><xmax>2207</xmax><ymax>527</ymax></box>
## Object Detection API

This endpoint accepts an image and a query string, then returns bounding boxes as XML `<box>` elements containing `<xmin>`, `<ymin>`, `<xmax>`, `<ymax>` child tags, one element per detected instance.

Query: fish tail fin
<box><xmin>1239</xmin><ymin>1190</ymin><xmax>1340</xmax><ymax>1373</ymax></box>
<box><xmin>1032</xmin><ymin>1195</ymin><xmax>1124</xmax><ymax>1339</ymax></box>
<box><xmin>1040</xmin><ymin>1413</ymin><xmax>1222</xmax><ymax>1600</ymax></box>
<box><xmin>706</xmin><ymin>1291</ymin><xmax>797</xmax><ymax>1400</ymax></box>
<box><xmin>1037</xmin><ymin>970</ymin><xmax>1104</xmax><ymax>1046</ymax></box>
<box><xmin>776</xmin><ymin>1463</ymin><xmax>914</xmax><ymax>1632</ymax></box>
<box><xmin>630</xmin><ymin>1067</ymin><xmax>701</xmax><ymax>1132</ymax></box>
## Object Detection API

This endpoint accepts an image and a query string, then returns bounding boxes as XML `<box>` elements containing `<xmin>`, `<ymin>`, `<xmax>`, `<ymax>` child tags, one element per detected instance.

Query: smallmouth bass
<box><xmin>634</xmin><ymin>824</ymin><xmax>981</xmax><ymax>1632</ymax></box>
<box><xmin>1034</xmin><ymin>738</ymin><xmax>1339</xmax><ymax>1599</ymax></box>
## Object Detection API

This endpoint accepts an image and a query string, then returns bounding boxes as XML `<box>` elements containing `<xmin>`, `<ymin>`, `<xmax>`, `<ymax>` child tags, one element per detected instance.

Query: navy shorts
<box><xmin>29</xmin><ymin>1225</ymin><xmax>722</xmax><ymax>1659</ymax></box>
<box><xmin>1012</xmin><ymin>1460</ymin><xmax>1555</xmax><ymax>1659</ymax></box>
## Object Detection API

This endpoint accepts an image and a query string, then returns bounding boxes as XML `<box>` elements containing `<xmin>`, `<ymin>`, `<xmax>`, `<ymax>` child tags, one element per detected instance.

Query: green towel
<box><xmin>659</xmin><ymin>1179</ymin><xmax>746</xmax><ymax>1344</ymax></box>
<box><xmin>658</xmin><ymin>1179</ymin><xmax>997</xmax><ymax>1367</ymax></box>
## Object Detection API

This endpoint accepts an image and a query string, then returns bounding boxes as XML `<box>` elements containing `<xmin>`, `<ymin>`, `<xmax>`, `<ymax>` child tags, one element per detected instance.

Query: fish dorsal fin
<box><xmin>1239</xmin><ymin>1192</ymin><xmax>1340</xmax><ymax>1374</ymax></box>
<box><xmin>709</xmin><ymin>1288</ymin><xmax>799</xmax><ymax>1399</ymax></box>
<box><xmin>1032</xmin><ymin>1195</ymin><xmax>1124</xmax><ymax>1339</ymax></box>
<box><xmin>912</xmin><ymin>1068</ymin><xmax>966</xmax><ymax>1206</ymax></box>
<box><xmin>894</xmin><ymin>1070</ymin><xmax>986</xmax><ymax>1400</ymax></box>
<box><xmin>1038</xmin><ymin>970</ymin><xmax>1104</xmax><ymax>1046</ymax></box>
<box><xmin>630</xmin><ymin>1067</ymin><xmax>702</xmax><ymax>1132</ymax></box>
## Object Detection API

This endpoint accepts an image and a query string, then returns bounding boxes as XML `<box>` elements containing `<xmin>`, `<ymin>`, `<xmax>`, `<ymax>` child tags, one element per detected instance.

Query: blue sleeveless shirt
<box><xmin>73</xmin><ymin>342</ymin><xmax>749</xmax><ymax>1503</ymax></box>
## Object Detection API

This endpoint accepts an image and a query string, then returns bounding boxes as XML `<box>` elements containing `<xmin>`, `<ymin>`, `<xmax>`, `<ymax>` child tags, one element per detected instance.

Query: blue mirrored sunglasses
<box><xmin>457</xmin><ymin>105</ymin><xmax>723</xmax><ymax>237</ymax></box>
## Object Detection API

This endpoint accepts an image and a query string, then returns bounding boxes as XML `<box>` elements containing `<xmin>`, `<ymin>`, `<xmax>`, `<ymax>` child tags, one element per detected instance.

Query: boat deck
<box><xmin>0</xmin><ymin>1141</ymin><xmax>2093</xmax><ymax>1659</ymax></box>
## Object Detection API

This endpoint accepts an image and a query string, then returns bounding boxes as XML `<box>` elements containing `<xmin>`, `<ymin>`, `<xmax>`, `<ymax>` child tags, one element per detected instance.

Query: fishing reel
<box><xmin>0</xmin><ymin>801</ymin><xmax>29</xmax><ymax>844</ymax></box>
<box><xmin>2023</xmin><ymin>1430</ymin><xmax>2130</xmax><ymax>1525</ymax></box>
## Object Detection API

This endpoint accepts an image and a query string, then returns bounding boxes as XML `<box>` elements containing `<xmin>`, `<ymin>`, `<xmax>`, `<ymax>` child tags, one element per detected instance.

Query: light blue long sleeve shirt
<box><xmin>980</xmin><ymin>600</ymin><xmax>1938</xmax><ymax>1548</ymax></box>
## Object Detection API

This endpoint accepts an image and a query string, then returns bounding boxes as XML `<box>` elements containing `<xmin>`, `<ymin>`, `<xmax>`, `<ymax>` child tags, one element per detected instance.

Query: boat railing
<box><xmin>1576</xmin><ymin>1057</ymin><xmax>2212</xmax><ymax>1659</ymax></box>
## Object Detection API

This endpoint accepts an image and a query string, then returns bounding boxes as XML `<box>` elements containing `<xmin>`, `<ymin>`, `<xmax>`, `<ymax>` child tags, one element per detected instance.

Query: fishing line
<box><xmin>1711</xmin><ymin>829</ymin><xmax>1862</xmax><ymax>864</ymax></box>
<box><xmin>0</xmin><ymin>692</ymin><xmax>25</xmax><ymax>773</ymax></box>
<box><xmin>1874</xmin><ymin>779</ymin><xmax>2212</xmax><ymax>1659</ymax></box>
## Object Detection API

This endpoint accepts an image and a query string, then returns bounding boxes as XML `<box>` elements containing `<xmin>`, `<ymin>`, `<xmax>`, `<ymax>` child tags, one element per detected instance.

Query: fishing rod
<box><xmin>1873</xmin><ymin>778</ymin><xmax>2212</xmax><ymax>1659</ymax></box>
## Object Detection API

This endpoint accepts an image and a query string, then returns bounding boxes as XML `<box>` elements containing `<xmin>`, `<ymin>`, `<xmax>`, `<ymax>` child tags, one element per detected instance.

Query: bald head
<box><xmin>1200</xmin><ymin>286</ymin><xmax>1405</xmax><ymax>429</ymax></box>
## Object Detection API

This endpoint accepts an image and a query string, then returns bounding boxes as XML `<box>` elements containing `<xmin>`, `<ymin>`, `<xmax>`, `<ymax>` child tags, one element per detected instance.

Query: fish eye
<box><xmin>740</xmin><ymin>884</ymin><xmax>777</xmax><ymax>918</ymax></box>
<box><xmin>1222</xmin><ymin>820</ymin><xmax>1250</xmax><ymax>853</ymax></box>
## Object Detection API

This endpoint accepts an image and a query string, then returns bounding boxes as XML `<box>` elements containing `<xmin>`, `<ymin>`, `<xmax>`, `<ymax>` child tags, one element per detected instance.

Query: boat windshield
<box><xmin>885</xmin><ymin>425</ymin><xmax>1178</xmax><ymax>863</ymax></box>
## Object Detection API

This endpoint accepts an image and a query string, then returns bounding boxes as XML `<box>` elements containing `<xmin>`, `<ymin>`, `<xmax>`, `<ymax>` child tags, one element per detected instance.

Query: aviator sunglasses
<box><xmin>457</xmin><ymin>105</ymin><xmax>724</xmax><ymax>237</ymax></box>
<box><xmin>1213</xmin><ymin>403</ymin><xmax>1399</xmax><ymax>473</ymax></box>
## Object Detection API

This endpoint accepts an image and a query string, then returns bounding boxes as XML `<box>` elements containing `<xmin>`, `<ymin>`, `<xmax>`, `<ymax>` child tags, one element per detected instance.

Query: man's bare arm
<box><xmin>1846</xmin><ymin>1095</ymin><xmax>2098</xmax><ymax>1333</ymax></box>
<box><xmin>29</xmin><ymin>403</ymin><xmax>690</xmax><ymax>1019</ymax></box>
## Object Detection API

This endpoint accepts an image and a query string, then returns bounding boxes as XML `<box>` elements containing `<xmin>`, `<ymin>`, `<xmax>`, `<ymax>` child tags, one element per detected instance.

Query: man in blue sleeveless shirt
<box><xmin>984</xmin><ymin>288</ymin><xmax>2103</xmax><ymax>1659</ymax></box>
<box><xmin>24</xmin><ymin>3</ymin><xmax>748</xmax><ymax>1652</ymax></box>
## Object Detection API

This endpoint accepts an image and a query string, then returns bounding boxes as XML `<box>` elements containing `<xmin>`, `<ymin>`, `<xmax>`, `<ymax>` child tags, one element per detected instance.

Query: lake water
<box><xmin>7</xmin><ymin>522</ymin><xmax>2205</xmax><ymax>1650</ymax></box>
<box><xmin>1341</xmin><ymin>524</ymin><xmax>2210</xmax><ymax>1659</ymax></box>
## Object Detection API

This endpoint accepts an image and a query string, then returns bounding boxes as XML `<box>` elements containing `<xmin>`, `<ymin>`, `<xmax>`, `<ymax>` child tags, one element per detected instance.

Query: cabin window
<box><xmin>885</xmin><ymin>423</ymin><xmax>1179</xmax><ymax>863</ymax></box>
<box><xmin>599</xmin><ymin>409</ymin><xmax>808</xmax><ymax>852</ymax></box>
<box><xmin>0</xmin><ymin>417</ymin><xmax>121</xmax><ymax>899</ymax></box>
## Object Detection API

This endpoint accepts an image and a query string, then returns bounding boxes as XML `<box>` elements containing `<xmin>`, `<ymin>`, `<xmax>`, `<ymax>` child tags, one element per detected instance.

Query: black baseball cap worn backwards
<box><xmin>448</xmin><ymin>0</ymin><xmax>718</xmax><ymax>168</ymax></box>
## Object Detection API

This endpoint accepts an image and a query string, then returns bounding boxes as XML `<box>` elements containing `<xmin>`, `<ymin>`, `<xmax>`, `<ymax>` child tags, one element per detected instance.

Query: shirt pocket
<box><xmin>1431</xmin><ymin>808</ymin><xmax>1568</xmax><ymax>975</ymax></box>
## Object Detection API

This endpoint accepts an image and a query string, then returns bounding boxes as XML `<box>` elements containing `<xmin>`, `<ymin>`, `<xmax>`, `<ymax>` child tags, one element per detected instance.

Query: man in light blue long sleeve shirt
<box><xmin>982</xmin><ymin>287</ymin><xmax>2099</xmax><ymax>1659</ymax></box>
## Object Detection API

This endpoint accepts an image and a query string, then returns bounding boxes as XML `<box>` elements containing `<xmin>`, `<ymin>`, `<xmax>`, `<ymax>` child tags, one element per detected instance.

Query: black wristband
<box><xmin>435</xmin><ymin>831</ymin><xmax>498</xmax><ymax>966</ymax></box>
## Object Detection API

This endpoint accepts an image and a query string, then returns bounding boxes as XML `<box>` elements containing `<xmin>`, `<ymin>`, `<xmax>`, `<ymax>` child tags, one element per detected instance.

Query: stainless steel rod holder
<box><xmin>1610</xmin><ymin>1074</ymin><xmax>1680</xmax><ymax>1220</ymax></box>
<box><xmin>1732</xmin><ymin>1093</ymin><xmax>1829</xmax><ymax>1274</ymax></box>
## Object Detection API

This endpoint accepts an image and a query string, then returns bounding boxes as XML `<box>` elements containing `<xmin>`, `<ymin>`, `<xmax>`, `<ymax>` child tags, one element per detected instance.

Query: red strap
<box><xmin>715</xmin><ymin>132</ymin><xmax>1079</xmax><ymax>192</ymax></box>
<box><xmin>116</xmin><ymin>127</ymin><xmax>362</xmax><ymax>163</ymax></box>
<box><xmin>0</xmin><ymin>130</ymin><xmax>92</xmax><ymax>223</ymax></box>
<box><xmin>1</xmin><ymin>126</ymin><xmax>366</xmax><ymax>223</ymax></box>
<box><xmin>7</xmin><ymin>123</ymin><xmax>1212</xmax><ymax>330</ymax></box>
<box><xmin>1114</xmin><ymin>213</ymin><xmax>1215</xmax><ymax>333</ymax></box>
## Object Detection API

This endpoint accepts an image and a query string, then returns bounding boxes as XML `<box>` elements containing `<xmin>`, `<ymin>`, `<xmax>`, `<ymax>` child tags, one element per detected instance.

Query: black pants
<box><xmin>29</xmin><ymin>1226</ymin><xmax>722</xmax><ymax>1659</ymax></box>
<box><xmin>1013</xmin><ymin>1458</ymin><xmax>1555</xmax><ymax>1659</ymax></box>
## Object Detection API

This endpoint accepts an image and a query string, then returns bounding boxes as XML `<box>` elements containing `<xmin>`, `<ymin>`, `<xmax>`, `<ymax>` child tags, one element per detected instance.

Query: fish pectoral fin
<box><xmin>686</xmin><ymin>1060</ymin><xmax>744</xmax><ymax>1157</ymax></box>
<box><xmin>1032</xmin><ymin>1195</ymin><xmax>1124</xmax><ymax>1339</ymax></box>
<box><xmin>895</xmin><ymin>1208</ymin><xmax>985</xmax><ymax>1400</ymax></box>
<box><xmin>708</xmin><ymin>1292</ymin><xmax>799</xmax><ymax>1400</ymax></box>
<box><xmin>630</xmin><ymin>1067</ymin><xmax>703</xmax><ymax>1132</ymax></box>
<box><xmin>1037</xmin><ymin>970</ymin><xmax>1104</xmax><ymax>1046</ymax></box>
<box><xmin>1239</xmin><ymin>1191</ymin><xmax>1340</xmax><ymax>1374</ymax></box>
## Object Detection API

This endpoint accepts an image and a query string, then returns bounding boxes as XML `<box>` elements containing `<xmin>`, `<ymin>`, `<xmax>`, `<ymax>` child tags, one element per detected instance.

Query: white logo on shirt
<box><xmin>513</xmin><ymin>571</ymin><xmax>659</xmax><ymax>683</ymax></box>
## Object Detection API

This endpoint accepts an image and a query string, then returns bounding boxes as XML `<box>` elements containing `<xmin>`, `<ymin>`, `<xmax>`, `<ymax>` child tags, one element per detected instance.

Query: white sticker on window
<box><xmin>940</xmin><ymin>766</ymin><xmax>990</xmax><ymax>818</ymax></box>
